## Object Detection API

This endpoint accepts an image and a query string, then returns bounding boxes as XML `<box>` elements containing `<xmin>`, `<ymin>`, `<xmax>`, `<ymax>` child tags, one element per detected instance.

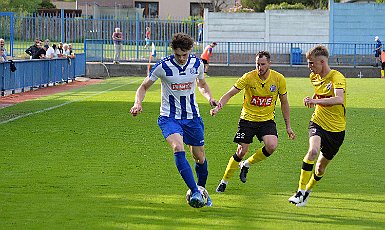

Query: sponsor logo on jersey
<box><xmin>190</xmin><ymin>68</ymin><xmax>198</xmax><ymax>74</ymax></box>
<box><xmin>326</xmin><ymin>82</ymin><xmax>332</xmax><ymax>90</ymax></box>
<box><xmin>171</xmin><ymin>82</ymin><xmax>193</xmax><ymax>90</ymax></box>
<box><xmin>250</xmin><ymin>95</ymin><xmax>273</xmax><ymax>106</ymax></box>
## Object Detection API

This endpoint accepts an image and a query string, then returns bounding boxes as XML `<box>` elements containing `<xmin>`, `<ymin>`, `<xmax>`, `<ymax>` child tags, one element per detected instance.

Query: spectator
<box><xmin>32</xmin><ymin>43</ymin><xmax>46</xmax><ymax>59</ymax></box>
<box><xmin>0</xmin><ymin>48</ymin><xmax>6</xmax><ymax>63</ymax></box>
<box><xmin>374</xmin><ymin>36</ymin><xmax>382</xmax><ymax>67</ymax></box>
<box><xmin>112</xmin><ymin>27</ymin><xmax>123</xmax><ymax>64</ymax></box>
<box><xmin>52</xmin><ymin>44</ymin><xmax>60</xmax><ymax>58</ymax></box>
<box><xmin>45</xmin><ymin>44</ymin><xmax>55</xmax><ymax>59</ymax></box>
<box><xmin>197</xmin><ymin>23</ymin><xmax>203</xmax><ymax>45</ymax></box>
<box><xmin>58</xmin><ymin>42</ymin><xmax>64</xmax><ymax>56</ymax></box>
<box><xmin>200</xmin><ymin>42</ymin><xmax>217</xmax><ymax>77</ymax></box>
<box><xmin>63</xmin><ymin>43</ymin><xmax>71</xmax><ymax>57</ymax></box>
<box><xmin>0</xmin><ymin>38</ymin><xmax>7</xmax><ymax>57</ymax></box>
<box><xmin>68</xmin><ymin>44</ymin><xmax>74</xmax><ymax>56</ymax></box>
<box><xmin>44</xmin><ymin>39</ymin><xmax>50</xmax><ymax>46</ymax></box>
<box><xmin>144</xmin><ymin>27</ymin><xmax>151</xmax><ymax>49</ymax></box>
<box><xmin>25</xmin><ymin>38</ymin><xmax>41</xmax><ymax>59</ymax></box>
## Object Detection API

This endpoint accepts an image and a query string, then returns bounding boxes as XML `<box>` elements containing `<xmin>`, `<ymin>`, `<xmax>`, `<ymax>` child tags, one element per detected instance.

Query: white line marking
<box><xmin>0</xmin><ymin>79</ymin><xmax>141</xmax><ymax>125</ymax></box>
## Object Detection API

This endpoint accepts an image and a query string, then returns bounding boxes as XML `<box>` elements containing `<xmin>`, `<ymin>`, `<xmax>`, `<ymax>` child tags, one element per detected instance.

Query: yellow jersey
<box><xmin>310</xmin><ymin>70</ymin><xmax>346</xmax><ymax>132</ymax></box>
<box><xmin>234</xmin><ymin>69</ymin><xmax>287</xmax><ymax>122</ymax></box>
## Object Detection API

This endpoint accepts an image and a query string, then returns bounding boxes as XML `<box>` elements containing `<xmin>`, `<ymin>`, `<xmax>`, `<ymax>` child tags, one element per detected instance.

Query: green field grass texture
<box><xmin>1</xmin><ymin>77</ymin><xmax>385</xmax><ymax>229</ymax></box>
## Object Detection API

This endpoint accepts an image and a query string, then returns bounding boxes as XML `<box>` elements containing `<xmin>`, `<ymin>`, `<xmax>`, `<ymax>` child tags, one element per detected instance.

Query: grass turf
<box><xmin>1</xmin><ymin>76</ymin><xmax>385</xmax><ymax>229</ymax></box>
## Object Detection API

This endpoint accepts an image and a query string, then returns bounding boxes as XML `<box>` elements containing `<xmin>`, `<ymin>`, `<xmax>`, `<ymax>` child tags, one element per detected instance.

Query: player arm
<box><xmin>210</xmin><ymin>86</ymin><xmax>240</xmax><ymax>116</ymax></box>
<box><xmin>196</xmin><ymin>78</ymin><xmax>217</xmax><ymax>107</ymax></box>
<box><xmin>130</xmin><ymin>77</ymin><xmax>155</xmax><ymax>116</ymax></box>
<box><xmin>279</xmin><ymin>93</ymin><xmax>295</xmax><ymax>139</ymax></box>
<box><xmin>304</xmin><ymin>88</ymin><xmax>344</xmax><ymax>107</ymax></box>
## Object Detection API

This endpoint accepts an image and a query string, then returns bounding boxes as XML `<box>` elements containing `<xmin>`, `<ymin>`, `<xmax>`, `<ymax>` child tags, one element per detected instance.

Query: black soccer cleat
<box><xmin>239</xmin><ymin>161</ymin><xmax>249</xmax><ymax>183</ymax></box>
<box><xmin>216</xmin><ymin>182</ymin><xmax>227</xmax><ymax>193</ymax></box>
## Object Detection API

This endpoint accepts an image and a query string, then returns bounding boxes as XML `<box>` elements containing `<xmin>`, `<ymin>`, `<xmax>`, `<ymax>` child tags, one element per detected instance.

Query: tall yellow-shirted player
<box><xmin>288</xmin><ymin>45</ymin><xmax>346</xmax><ymax>207</ymax></box>
<box><xmin>210</xmin><ymin>51</ymin><xmax>296</xmax><ymax>193</ymax></box>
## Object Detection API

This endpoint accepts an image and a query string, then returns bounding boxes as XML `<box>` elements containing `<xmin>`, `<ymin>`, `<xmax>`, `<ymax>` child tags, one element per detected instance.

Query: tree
<box><xmin>199</xmin><ymin>0</ymin><xmax>230</xmax><ymax>12</ymax></box>
<box><xmin>240</xmin><ymin>0</ymin><xmax>332</xmax><ymax>12</ymax></box>
<box><xmin>38</xmin><ymin>0</ymin><xmax>56</xmax><ymax>9</ymax></box>
<box><xmin>0</xmin><ymin>0</ymin><xmax>42</xmax><ymax>13</ymax></box>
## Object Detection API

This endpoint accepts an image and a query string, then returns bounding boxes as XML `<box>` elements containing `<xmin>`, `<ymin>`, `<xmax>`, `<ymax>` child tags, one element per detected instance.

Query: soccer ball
<box><xmin>185</xmin><ymin>186</ymin><xmax>208</xmax><ymax>208</ymax></box>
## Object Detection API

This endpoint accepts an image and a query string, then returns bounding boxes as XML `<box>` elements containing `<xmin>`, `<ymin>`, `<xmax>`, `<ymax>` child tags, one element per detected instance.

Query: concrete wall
<box><xmin>330</xmin><ymin>2</ymin><xmax>385</xmax><ymax>44</ymax></box>
<box><xmin>204</xmin><ymin>9</ymin><xmax>329</xmax><ymax>44</ymax></box>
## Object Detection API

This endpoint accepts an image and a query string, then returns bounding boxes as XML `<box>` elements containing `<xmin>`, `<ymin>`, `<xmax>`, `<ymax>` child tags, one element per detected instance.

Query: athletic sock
<box><xmin>223</xmin><ymin>153</ymin><xmax>242</xmax><ymax>181</ymax></box>
<box><xmin>306</xmin><ymin>172</ymin><xmax>323</xmax><ymax>191</ymax></box>
<box><xmin>246</xmin><ymin>146</ymin><xmax>270</xmax><ymax>165</ymax></box>
<box><xmin>174</xmin><ymin>151</ymin><xmax>198</xmax><ymax>193</ymax></box>
<box><xmin>195</xmin><ymin>159</ymin><xmax>208</xmax><ymax>188</ymax></box>
<box><xmin>298</xmin><ymin>159</ymin><xmax>314</xmax><ymax>191</ymax></box>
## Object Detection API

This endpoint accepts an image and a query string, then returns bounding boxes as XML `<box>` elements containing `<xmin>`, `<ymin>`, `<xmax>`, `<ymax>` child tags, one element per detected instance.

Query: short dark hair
<box><xmin>170</xmin><ymin>33</ymin><xmax>194</xmax><ymax>52</ymax></box>
<box><xmin>256</xmin><ymin>50</ymin><xmax>271</xmax><ymax>61</ymax></box>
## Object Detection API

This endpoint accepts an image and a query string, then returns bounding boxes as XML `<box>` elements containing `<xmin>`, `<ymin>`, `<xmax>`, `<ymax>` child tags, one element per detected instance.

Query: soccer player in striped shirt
<box><xmin>130</xmin><ymin>33</ymin><xmax>217</xmax><ymax>208</ymax></box>
<box><xmin>288</xmin><ymin>45</ymin><xmax>346</xmax><ymax>207</ymax></box>
<box><xmin>210</xmin><ymin>50</ymin><xmax>296</xmax><ymax>193</ymax></box>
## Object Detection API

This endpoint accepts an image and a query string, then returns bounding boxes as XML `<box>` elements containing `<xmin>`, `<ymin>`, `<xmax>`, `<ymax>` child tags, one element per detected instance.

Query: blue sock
<box><xmin>174</xmin><ymin>151</ymin><xmax>198</xmax><ymax>193</ymax></box>
<box><xmin>195</xmin><ymin>159</ymin><xmax>208</xmax><ymax>188</ymax></box>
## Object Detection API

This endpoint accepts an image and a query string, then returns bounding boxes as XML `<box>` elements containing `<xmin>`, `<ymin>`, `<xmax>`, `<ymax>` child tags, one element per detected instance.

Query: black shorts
<box><xmin>308</xmin><ymin>121</ymin><xmax>345</xmax><ymax>160</ymax></box>
<box><xmin>233</xmin><ymin>119</ymin><xmax>278</xmax><ymax>144</ymax></box>
<box><xmin>202</xmin><ymin>59</ymin><xmax>208</xmax><ymax>64</ymax></box>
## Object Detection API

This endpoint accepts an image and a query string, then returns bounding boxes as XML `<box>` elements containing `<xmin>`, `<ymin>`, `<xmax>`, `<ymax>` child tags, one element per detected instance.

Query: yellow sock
<box><xmin>246</xmin><ymin>147</ymin><xmax>268</xmax><ymax>164</ymax></box>
<box><xmin>298</xmin><ymin>159</ymin><xmax>314</xmax><ymax>191</ymax></box>
<box><xmin>306</xmin><ymin>172</ymin><xmax>323</xmax><ymax>191</ymax></box>
<box><xmin>223</xmin><ymin>155</ymin><xmax>241</xmax><ymax>181</ymax></box>
<box><xmin>381</xmin><ymin>70</ymin><xmax>384</xmax><ymax>78</ymax></box>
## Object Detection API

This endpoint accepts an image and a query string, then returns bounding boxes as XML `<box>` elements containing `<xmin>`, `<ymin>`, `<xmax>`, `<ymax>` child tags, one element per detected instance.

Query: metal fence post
<box><xmin>227</xmin><ymin>42</ymin><xmax>230</xmax><ymax>66</ymax></box>
<box><xmin>290</xmin><ymin>43</ymin><xmax>293</xmax><ymax>67</ymax></box>
<box><xmin>61</xmin><ymin>9</ymin><xmax>65</xmax><ymax>42</ymax></box>
<box><xmin>354</xmin><ymin>43</ymin><xmax>357</xmax><ymax>68</ymax></box>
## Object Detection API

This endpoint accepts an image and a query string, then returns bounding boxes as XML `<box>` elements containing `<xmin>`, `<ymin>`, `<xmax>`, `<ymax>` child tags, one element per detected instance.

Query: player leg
<box><xmin>297</xmin><ymin>129</ymin><xmax>345</xmax><ymax>207</ymax></box>
<box><xmin>158</xmin><ymin>116</ymin><xmax>203</xmax><ymax>207</ymax></box>
<box><xmin>381</xmin><ymin>61</ymin><xmax>385</xmax><ymax>78</ymax></box>
<box><xmin>289</xmin><ymin>134</ymin><xmax>321</xmax><ymax>205</ymax></box>
<box><xmin>296</xmin><ymin>154</ymin><xmax>330</xmax><ymax>207</ymax></box>
<box><xmin>184</xmin><ymin>117</ymin><xmax>212</xmax><ymax>206</ymax></box>
<box><xmin>216</xmin><ymin>143</ymin><xmax>250</xmax><ymax>193</ymax></box>
<box><xmin>240</xmin><ymin>135</ymin><xmax>277</xmax><ymax>183</ymax></box>
<box><xmin>240</xmin><ymin>121</ymin><xmax>278</xmax><ymax>183</ymax></box>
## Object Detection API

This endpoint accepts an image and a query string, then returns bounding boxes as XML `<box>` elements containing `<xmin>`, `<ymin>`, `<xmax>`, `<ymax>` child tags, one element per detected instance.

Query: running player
<box><xmin>288</xmin><ymin>45</ymin><xmax>346</xmax><ymax>207</ymax></box>
<box><xmin>130</xmin><ymin>33</ymin><xmax>217</xmax><ymax>208</ymax></box>
<box><xmin>210</xmin><ymin>50</ymin><xmax>295</xmax><ymax>193</ymax></box>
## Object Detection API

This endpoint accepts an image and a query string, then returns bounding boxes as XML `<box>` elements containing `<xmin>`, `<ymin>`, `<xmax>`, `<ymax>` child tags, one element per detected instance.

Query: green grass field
<box><xmin>1</xmin><ymin>77</ymin><xmax>385</xmax><ymax>229</ymax></box>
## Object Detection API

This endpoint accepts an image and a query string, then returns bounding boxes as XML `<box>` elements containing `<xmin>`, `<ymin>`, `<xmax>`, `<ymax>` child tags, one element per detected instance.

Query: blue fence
<box><xmin>0</xmin><ymin>12</ymin><xmax>202</xmax><ymax>59</ymax></box>
<box><xmin>85</xmin><ymin>40</ymin><xmax>376</xmax><ymax>67</ymax></box>
<box><xmin>1</xmin><ymin>53</ymin><xmax>85</xmax><ymax>96</ymax></box>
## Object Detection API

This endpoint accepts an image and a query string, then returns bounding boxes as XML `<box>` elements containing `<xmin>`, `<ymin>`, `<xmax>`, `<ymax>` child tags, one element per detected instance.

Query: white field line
<box><xmin>0</xmin><ymin>79</ymin><xmax>141</xmax><ymax>125</ymax></box>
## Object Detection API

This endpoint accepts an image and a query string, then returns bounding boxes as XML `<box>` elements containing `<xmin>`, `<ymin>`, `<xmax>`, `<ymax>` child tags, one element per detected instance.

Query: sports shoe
<box><xmin>216</xmin><ymin>182</ymin><xmax>227</xmax><ymax>193</ymax></box>
<box><xmin>288</xmin><ymin>191</ymin><xmax>304</xmax><ymax>205</ymax></box>
<box><xmin>239</xmin><ymin>161</ymin><xmax>249</xmax><ymax>183</ymax></box>
<box><xmin>206</xmin><ymin>193</ymin><xmax>213</xmax><ymax>207</ymax></box>
<box><xmin>296</xmin><ymin>191</ymin><xmax>311</xmax><ymax>207</ymax></box>
<box><xmin>189</xmin><ymin>191</ymin><xmax>205</xmax><ymax>208</ymax></box>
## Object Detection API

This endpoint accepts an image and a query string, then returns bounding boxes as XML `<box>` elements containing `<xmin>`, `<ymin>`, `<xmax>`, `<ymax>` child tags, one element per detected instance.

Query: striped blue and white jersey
<box><xmin>148</xmin><ymin>54</ymin><xmax>204</xmax><ymax>119</ymax></box>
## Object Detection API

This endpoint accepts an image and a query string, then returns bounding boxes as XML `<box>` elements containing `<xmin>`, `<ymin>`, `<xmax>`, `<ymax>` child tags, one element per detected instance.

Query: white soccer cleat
<box><xmin>296</xmin><ymin>191</ymin><xmax>311</xmax><ymax>207</ymax></box>
<box><xmin>288</xmin><ymin>191</ymin><xmax>304</xmax><ymax>204</ymax></box>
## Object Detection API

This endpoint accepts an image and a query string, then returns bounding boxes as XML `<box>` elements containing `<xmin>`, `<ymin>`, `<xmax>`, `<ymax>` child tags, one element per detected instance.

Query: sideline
<box><xmin>0</xmin><ymin>79</ymin><xmax>141</xmax><ymax>125</ymax></box>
